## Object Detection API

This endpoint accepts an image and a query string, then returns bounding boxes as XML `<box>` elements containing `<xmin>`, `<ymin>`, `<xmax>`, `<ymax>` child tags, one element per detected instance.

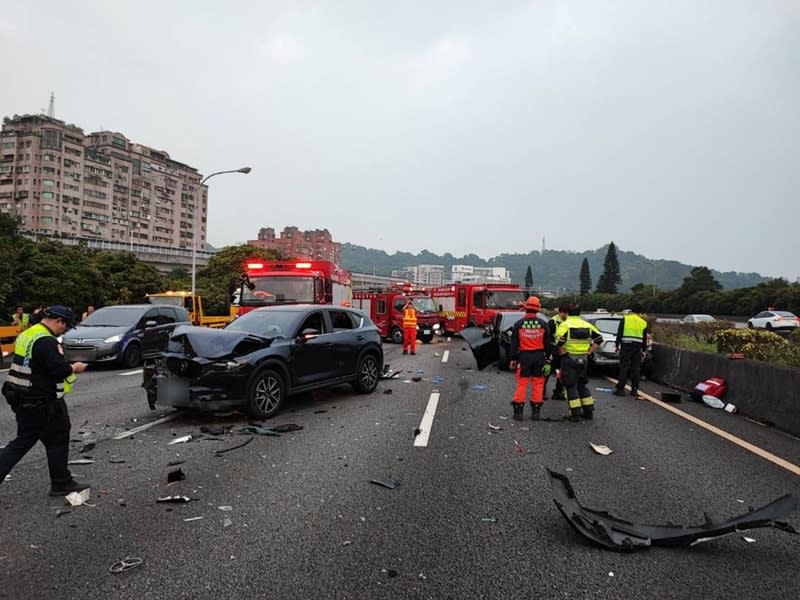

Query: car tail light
<box><xmin>775</xmin><ymin>316</ymin><xmax>783</xmax><ymax>321</ymax></box>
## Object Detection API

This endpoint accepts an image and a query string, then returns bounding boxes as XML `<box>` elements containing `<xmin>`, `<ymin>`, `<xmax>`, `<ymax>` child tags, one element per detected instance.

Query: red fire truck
<box><xmin>352</xmin><ymin>283</ymin><xmax>440</xmax><ymax>344</ymax></box>
<box><xmin>238</xmin><ymin>259</ymin><xmax>352</xmax><ymax>316</ymax></box>
<box><xmin>432</xmin><ymin>283</ymin><xmax>526</xmax><ymax>335</ymax></box>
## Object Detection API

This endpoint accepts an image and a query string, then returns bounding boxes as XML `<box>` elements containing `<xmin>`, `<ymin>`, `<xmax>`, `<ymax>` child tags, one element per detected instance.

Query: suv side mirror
<box><xmin>297</xmin><ymin>328</ymin><xmax>320</xmax><ymax>343</ymax></box>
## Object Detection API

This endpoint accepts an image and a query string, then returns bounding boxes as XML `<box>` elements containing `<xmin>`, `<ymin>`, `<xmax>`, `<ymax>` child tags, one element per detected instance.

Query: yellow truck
<box><xmin>146</xmin><ymin>291</ymin><xmax>236</xmax><ymax>328</ymax></box>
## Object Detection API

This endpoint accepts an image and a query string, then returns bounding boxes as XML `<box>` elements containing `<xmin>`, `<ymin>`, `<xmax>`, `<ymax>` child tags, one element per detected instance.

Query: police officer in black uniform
<box><xmin>0</xmin><ymin>305</ymin><xmax>90</xmax><ymax>496</ymax></box>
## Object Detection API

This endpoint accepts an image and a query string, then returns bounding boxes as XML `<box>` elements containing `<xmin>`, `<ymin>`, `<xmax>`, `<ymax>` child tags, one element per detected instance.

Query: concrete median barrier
<box><xmin>649</xmin><ymin>343</ymin><xmax>800</xmax><ymax>438</ymax></box>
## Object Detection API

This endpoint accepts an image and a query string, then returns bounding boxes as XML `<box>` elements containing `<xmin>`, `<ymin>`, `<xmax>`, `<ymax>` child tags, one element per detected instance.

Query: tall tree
<box><xmin>524</xmin><ymin>265</ymin><xmax>534</xmax><ymax>293</ymax></box>
<box><xmin>579</xmin><ymin>258</ymin><xmax>592</xmax><ymax>296</ymax></box>
<box><xmin>595</xmin><ymin>242</ymin><xmax>621</xmax><ymax>294</ymax></box>
<box><xmin>677</xmin><ymin>266</ymin><xmax>722</xmax><ymax>297</ymax></box>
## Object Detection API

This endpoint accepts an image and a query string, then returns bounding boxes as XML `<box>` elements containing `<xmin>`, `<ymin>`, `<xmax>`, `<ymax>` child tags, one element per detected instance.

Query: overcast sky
<box><xmin>2</xmin><ymin>1</ymin><xmax>798</xmax><ymax>280</ymax></box>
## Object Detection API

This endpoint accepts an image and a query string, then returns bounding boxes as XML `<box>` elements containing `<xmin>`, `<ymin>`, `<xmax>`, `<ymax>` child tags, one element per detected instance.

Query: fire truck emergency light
<box><xmin>295</xmin><ymin>262</ymin><xmax>312</xmax><ymax>269</ymax></box>
<box><xmin>247</xmin><ymin>262</ymin><xmax>264</xmax><ymax>270</ymax></box>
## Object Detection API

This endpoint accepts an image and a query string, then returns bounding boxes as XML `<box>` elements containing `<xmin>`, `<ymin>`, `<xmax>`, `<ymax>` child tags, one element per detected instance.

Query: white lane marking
<box><xmin>414</xmin><ymin>392</ymin><xmax>440</xmax><ymax>447</ymax></box>
<box><xmin>607</xmin><ymin>377</ymin><xmax>800</xmax><ymax>477</ymax></box>
<box><xmin>441</xmin><ymin>350</ymin><xmax>449</xmax><ymax>364</ymax></box>
<box><xmin>118</xmin><ymin>369</ymin><xmax>143</xmax><ymax>376</ymax></box>
<box><xmin>112</xmin><ymin>411</ymin><xmax>181</xmax><ymax>440</ymax></box>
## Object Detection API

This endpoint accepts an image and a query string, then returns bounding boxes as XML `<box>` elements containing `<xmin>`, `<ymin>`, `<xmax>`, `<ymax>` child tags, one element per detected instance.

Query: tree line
<box><xmin>0</xmin><ymin>214</ymin><xmax>277</xmax><ymax>323</ymax></box>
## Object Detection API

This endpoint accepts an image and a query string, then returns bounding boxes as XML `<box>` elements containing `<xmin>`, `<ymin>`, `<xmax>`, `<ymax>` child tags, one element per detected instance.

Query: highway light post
<box><xmin>191</xmin><ymin>167</ymin><xmax>252</xmax><ymax>295</ymax></box>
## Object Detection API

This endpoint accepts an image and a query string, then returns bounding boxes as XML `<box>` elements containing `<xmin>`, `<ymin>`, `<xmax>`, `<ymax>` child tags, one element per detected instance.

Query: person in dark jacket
<box><xmin>509</xmin><ymin>296</ymin><xmax>553</xmax><ymax>421</ymax></box>
<box><xmin>0</xmin><ymin>305</ymin><xmax>89</xmax><ymax>496</ymax></box>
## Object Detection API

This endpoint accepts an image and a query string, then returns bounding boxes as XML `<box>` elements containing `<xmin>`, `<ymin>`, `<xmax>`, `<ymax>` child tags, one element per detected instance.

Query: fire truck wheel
<box><xmin>390</xmin><ymin>327</ymin><xmax>404</xmax><ymax>345</ymax></box>
<box><xmin>353</xmin><ymin>352</ymin><xmax>380</xmax><ymax>394</ymax></box>
<box><xmin>420</xmin><ymin>333</ymin><xmax>433</xmax><ymax>344</ymax></box>
<box><xmin>247</xmin><ymin>368</ymin><xmax>286</xmax><ymax>419</ymax></box>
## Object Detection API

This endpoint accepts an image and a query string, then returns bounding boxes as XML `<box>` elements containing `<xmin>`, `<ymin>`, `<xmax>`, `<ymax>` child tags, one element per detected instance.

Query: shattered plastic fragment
<box><xmin>743</xmin><ymin>536</ymin><xmax>756</xmax><ymax>543</ymax></box>
<box><xmin>183</xmin><ymin>516</ymin><xmax>203</xmax><ymax>522</ymax></box>
<box><xmin>488</xmin><ymin>423</ymin><xmax>503</xmax><ymax>431</ymax></box>
<box><xmin>271</xmin><ymin>424</ymin><xmax>303</xmax><ymax>433</ymax></box>
<box><xmin>167</xmin><ymin>468</ymin><xmax>186</xmax><ymax>483</ymax></box>
<box><xmin>168</xmin><ymin>435</ymin><xmax>192</xmax><ymax>445</ymax></box>
<box><xmin>109</xmin><ymin>455</ymin><xmax>126</xmax><ymax>464</ymax></box>
<box><xmin>370</xmin><ymin>477</ymin><xmax>400</xmax><ymax>490</ymax></box>
<box><xmin>547</xmin><ymin>469</ymin><xmax>799</xmax><ymax>551</ymax></box>
<box><xmin>156</xmin><ymin>495</ymin><xmax>191</xmax><ymax>504</ymax></box>
<box><xmin>590</xmin><ymin>443</ymin><xmax>613</xmax><ymax>456</ymax></box>
<box><xmin>223</xmin><ymin>518</ymin><xmax>233</xmax><ymax>527</ymax></box>
<box><xmin>65</xmin><ymin>489</ymin><xmax>91</xmax><ymax>506</ymax></box>
<box><xmin>218</xmin><ymin>506</ymin><xmax>233</xmax><ymax>511</ymax></box>
<box><xmin>472</xmin><ymin>384</ymin><xmax>487</xmax><ymax>391</ymax></box>
<box><xmin>68</xmin><ymin>459</ymin><xmax>94</xmax><ymax>465</ymax></box>
<box><xmin>235</xmin><ymin>425</ymin><xmax>280</xmax><ymax>436</ymax></box>
<box><xmin>481</xmin><ymin>517</ymin><xmax>497</xmax><ymax>523</ymax></box>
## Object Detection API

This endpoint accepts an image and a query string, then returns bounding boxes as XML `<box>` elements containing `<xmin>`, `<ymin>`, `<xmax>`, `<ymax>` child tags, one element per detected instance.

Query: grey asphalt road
<box><xmin>1</xmin><ymin>340</ymin><xmax>799</xmax><ymax>600</ymax></box>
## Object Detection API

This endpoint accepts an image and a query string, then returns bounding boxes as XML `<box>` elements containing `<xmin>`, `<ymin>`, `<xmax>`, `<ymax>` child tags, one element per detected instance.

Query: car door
<box><xmin>327</xmin><ymin>308</ymin><xmax>362</xmax><ymax>376</ymax></box>
<box><xmin>138</xmin><ymin>308</ymin><xmax>164</xmax><ymax>356</ymax></box>
<box><xmin>290</xmin><ymin>310</ymin><xmax>337</xmax><ymax>387</ymax></box>
<box><xmin>753</xmin><ymin>311</ymin><xmax>769</xmax><ymax>328</ymax></box>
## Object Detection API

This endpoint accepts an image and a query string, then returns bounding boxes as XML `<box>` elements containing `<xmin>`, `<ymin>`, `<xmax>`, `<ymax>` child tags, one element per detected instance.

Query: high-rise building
<box><xmin>0</xmin><ymin>114</ymin><xmax>206</xmax><ymax>251</ymax></box>
<box><xmin>248</xmin><ymin>226</ymin><xmax>342</xmax><ymax>263</ymax></box>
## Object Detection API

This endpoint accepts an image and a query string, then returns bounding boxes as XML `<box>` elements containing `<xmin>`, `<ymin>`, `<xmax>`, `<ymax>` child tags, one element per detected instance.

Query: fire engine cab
<box><xmin>432</xmin><ymin>283</ymin><xmax>526</xmax><ymax>335</ymax></box>
<box><xmin>238</xmin><ymin>259</ymin><xmax>352</xmax><ymax>316</ymax></box>
<box><xmin>352</xmin><ymin>283</ymin><xmax>440</xmax><ymax>344</ymax></box>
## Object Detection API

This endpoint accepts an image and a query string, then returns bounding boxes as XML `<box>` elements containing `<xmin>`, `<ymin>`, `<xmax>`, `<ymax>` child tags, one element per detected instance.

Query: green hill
<box><xmin>340</xmin><ymin>243</ymin><xmax>768</xmax><ymax>292</ymax></box>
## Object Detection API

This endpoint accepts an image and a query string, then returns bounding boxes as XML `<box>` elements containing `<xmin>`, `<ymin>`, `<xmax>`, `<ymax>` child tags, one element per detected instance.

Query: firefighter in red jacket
<box><xmin>402</xmin><ymin>300</ymin><xmax>417</xmax><ymax>355</ymax></box>
<box><xmin>509</xmin><ymin>296</ymin><xmax>552</xmax><ymax>421</ymax></box>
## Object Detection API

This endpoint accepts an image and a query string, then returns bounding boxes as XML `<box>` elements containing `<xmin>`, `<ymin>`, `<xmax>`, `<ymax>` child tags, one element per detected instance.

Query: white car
<box><xmin>747</xmin><ymin>311</ymin><xmax>800</xmax><ymax>331</ymax></box>
<box><xmin>681</xmin><ymin>314</ymin><xmax>716</xmax><ymax>324</ymax></box>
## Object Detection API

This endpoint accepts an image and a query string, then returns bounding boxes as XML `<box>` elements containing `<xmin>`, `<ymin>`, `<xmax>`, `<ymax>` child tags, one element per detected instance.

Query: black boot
<box><xmin>531</xmin><ymin>404</ymin><xmax>541</xmax><ymax>421</ymax></box>
<box><xmin>49</xmin><ymin>479</ymin><xmax>90</xmax><ymax>497</ymax></box>
<box><xmin>551</xmin><ymin>386</ymin><xmax>563</xmax><ymax>400</ymax></box>
<box><xmin>512</xmin><ymin>403</ymin><xmax>524</xmax><ymax>421</ymax></box>
<box><xmin>582</xmin><ymin>406</ymin><xmax>594</xmax><ymax>420</ymax></box>
<box><xmin>612</xmin><ymin>388</ymin><xmax>626</xmax><ymax>397</ymax></box>
<box><xmin>629</xmin><ymin>388</ymin><xmax>640</xmax><ymax>398</ymax></box>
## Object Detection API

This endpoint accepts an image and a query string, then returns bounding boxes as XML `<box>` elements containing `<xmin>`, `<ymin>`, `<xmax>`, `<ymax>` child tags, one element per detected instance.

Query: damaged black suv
<box><xmin>143</xmin><ymin>304</ymin><xmax>383</xmax><ymax>418</ymax></box>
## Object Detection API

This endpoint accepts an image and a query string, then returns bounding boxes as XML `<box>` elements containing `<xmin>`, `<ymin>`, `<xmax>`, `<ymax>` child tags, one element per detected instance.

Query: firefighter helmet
<box><xmin>524</xmin><ymin>296</ymin><xmax>541</xmax><ymax>312</ymax></box>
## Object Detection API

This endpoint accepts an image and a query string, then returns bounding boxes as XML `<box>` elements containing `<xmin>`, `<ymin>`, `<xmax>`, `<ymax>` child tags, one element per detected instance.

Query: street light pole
<box><xmin>191</xmin><ymin>167</ymin><xmax>251</xmax><ymax>295</ymax></box>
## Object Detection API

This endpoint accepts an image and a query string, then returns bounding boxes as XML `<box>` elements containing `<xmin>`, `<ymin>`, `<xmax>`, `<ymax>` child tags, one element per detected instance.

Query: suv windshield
<box><xmin>80</xmin><ymin>306</ymin><xmax>145</xmax><ymax>327</ymax></box>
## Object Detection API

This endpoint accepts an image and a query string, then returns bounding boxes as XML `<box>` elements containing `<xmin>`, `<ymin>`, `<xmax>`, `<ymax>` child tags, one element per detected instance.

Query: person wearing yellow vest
<box><xmin>554</xmin><ymin>304</ymin><xmax>604</xmax><ymax>422</ymax></box>
<box><xmin>0</xmin><ymin>305</ymin><xmax>89</xmax><ymax>496</ymax></box>
<box><xmin>546</xmin><ymin>304</ymin><xmax>569</xmax><ymax>400</ymax></box>
<box><xmin>614</xmin><ymin>304</ymin><xmax>649</xmax><ymax>398</ymax></box>
<box><xmin>11</xmin><ymin>306</ymin><xmax>29</xmax><ymax>331</ymax></box>
<box><xmin>401</xmin><ymin>299</ymin><xmax>418</xmax><ymax>355</ymax></box>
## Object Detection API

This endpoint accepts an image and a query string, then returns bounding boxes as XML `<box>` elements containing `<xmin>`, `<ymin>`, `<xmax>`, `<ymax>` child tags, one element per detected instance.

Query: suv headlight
<box><xmin>211</xmin><ymin>360</ymin><xmax>243</xmax><ymax>372</ymax></box>
<box><xmin>104</xmin><ymin>334</ymin><xmax>122</xmax><ymax>343</ymax></box>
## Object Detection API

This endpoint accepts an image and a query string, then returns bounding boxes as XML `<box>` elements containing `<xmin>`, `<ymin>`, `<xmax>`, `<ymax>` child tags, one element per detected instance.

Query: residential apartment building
<box><xmin>0</xmin><ymin>114</ymin><xmax>206</xmax><ymax>250</ymax></box>
<box><xmin>248</xmin><ymin>226</ymin><xmax>342</xmax><ymax>263</ymax></box>
<box><xmin>391</xmin><ymin>264</ymin><xmax>446</xmax><ymax>287</ymax></box>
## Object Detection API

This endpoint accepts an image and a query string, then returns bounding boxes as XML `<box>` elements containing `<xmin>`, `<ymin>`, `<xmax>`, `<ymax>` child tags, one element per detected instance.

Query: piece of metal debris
<box><xmin>109</xmin><ymin>455</ymin><xmax>126</xmax><ymax>464</ymax></box>
<box><xmin>742</xmin><ymin>536</ymin><xmax>756</xmax><ymax>543</ymax></box>
<box><xmin>109</xmin><ymin>557</ymin><xmax>143</xmax><ymax>574</ymax></box>
<box><xmin>156</xmin><ymin>495</ymin><xmax>191</xmax><ymax>504</ymax></box>
<box><xmin>167</xmin><ymin>460</ymin><xmax>186</xmax><ymax>466</ymax></box>
<box><xmin>183</xmin><ymin>516</ymin><xmax>204</xmax><ymax>522</ymax></box>
<box><xmin>271</xmin><ymin>424</ymin><xmax>303</xmax><ymax>433</ymax></box>
<box><xmin>370</xmin><ymin>477</ymin><xmax>400</xmax><ymax>490</ymax></box>
<box><xmin>235</xmin><ymin>425</ymin><xmax>280</xmax><ymax>436</ymax></box>
<box><xmin>488</xmin><ymin>423</ymin><xmax>503</xmax><ymax>431</ymax></box>
<box><xmin>589</xmin><ymin>443</ymin><xmax>613</xmax><ymax>456</ymax></box>
<box><xmin>79</xmin><ymin>442</ymin><xmax>96</xmax><ymax>453</ymax></box>
<box><xmin>547</xmin><ymin>469</ymin><xmax>799</xmax><ymax>551</ymax></box>
<box><xmin>168</xmin><ymin>435</ymin><xmax>192</xmax><ymax>445</ymax></box>
<box><xmin>68</xmin><ymin>459</ymin><xmax>94</xmax><ymax>465</ymax></box>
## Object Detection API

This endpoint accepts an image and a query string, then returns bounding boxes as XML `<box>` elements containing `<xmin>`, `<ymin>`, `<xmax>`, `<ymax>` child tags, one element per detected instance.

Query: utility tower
<box><xmin>47</xmin><ymin>92</ymin><xmax>55</xmax><ymax>118</ymax></box>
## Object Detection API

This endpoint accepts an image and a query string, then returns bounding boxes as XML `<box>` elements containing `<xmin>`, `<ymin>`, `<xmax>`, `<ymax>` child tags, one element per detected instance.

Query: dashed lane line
<box><xmin>414</xmin><ymin>392</ymin><xmax>440</xmax><ymax>447</ymax></box>
<box><xmin>441</xmin><ymin>350</ymin><xmax>449</xmax><ymax>363</ymax></box>
<box><xmin>112</xmin><ymin>411</ymin><xmax>181</xmax><ymax>440</ymax></box>
<box><xmin>118</xmin><ymin>369</ymin><xmax>143</xmax><ymax>376</ymax></box>
<box><xmin>608</xmin><ymin>377</ymin><xmax>800</xmax><ymax>477</ymax></box>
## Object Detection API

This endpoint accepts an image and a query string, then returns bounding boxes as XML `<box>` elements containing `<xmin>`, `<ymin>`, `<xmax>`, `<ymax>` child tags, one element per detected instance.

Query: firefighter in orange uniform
<box><xmin>402</xmin><ymin>300</ymin><xmax>417</xmax><ymax>355</ymax></box>
<box><xmin>509</xmin><ymin>296</ymin><xmax>552</xmax><ymax>421</ymax></box>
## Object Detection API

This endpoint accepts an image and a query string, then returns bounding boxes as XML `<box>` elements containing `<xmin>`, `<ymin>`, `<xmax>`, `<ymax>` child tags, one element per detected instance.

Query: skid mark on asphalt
<box><xmin>112</xmin><ymin>411</ymin><xmax>181</xmax><ymax>440</ymax></box>
<box><xmin>414</xmin><ymin>392</ymin><xmax>440</xmax><ymax>447</ymax></box>
<box><xmin>608</xmin><ymin>377</ymin><xmax>800</xmax><ymax>477</ymax></box>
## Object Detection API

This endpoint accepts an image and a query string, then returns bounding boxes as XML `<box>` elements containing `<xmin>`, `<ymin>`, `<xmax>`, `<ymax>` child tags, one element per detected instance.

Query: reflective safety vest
<box><xmin>13</xmin><ymin>312</ymin><xmax>30</xmax><ymax>331</ymax></box>
<box><xmin>6</xmin><ymin>323</ymin><xmax>74</xmax><ymax>400</ymax></box>
<box><xmin>517</xmin><ymin>316</ymin><xmax>547</xmax><ymax>352</ymax></box>
<box><xmin>621</xmin><ymin>313</ymin><xmax>648</xmax><ymax>345</ymax></box>
<box><xmin>554</xmin><ymin>316</ymin><xmax>602</xmax><ymax>356</ymax></box>
<box><xmin>402</xmin><ymin>306</ymin><xmax>417</xmax><ymax>328</ymax></box>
